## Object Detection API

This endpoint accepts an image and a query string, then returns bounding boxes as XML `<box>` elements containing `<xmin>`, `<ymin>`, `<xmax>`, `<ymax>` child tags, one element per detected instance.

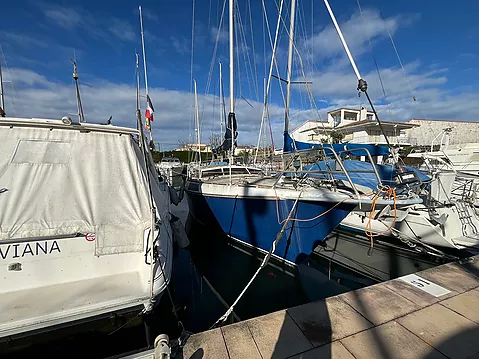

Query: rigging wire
<box><xmin>378</xmin><ymin>7</ymin><xmax>432</xmax><ymax>143</ymax></box>
<box><xmin>0</xmin><ymin>43</ymin><xmax>18</xmax><ymax>116</ymax></box>
<box><xmin>205</xmin><ymin>0</ymin><xmax>227</xmax><ymax>97</ymax></box>
<box><xmin>273</xmin><ymin>1</ymin><xmax>325</xmax><ymax>134</ymax></box>
<box><xmin>247</xmin><ymin>0</ymin><xmax>260</xmax><ymax>102</ymax></box>
<box><xmin>236</xmin><ymin>4</ymin><xmax>255</xmax><ymax>102</ymax></box>
<box><xmin>356</xmin><ymin>0</ymin><xmax>392</xmax><ymax>120</ymax></box>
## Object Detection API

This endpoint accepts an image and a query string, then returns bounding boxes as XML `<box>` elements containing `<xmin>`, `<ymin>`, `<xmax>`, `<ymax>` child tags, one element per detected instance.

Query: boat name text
<box><xmin>0</xmin><ymin>241</ymin><xmax>61</xmax><ymax>259</ymax></box>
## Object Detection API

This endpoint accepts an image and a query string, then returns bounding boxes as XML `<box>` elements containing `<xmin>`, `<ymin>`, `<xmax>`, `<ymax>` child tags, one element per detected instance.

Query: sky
<box><xmin>1</xmin><ymin>0</ymin><xmax>478</xmax><ymax>150</ymax></box>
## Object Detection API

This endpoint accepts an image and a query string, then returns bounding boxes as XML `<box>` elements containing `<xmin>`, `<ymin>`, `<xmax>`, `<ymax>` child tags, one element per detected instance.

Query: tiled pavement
<box><xmin>182</xmin><ymin>256</ymin><xmax>479</xmax><ymax>359</ymax></box>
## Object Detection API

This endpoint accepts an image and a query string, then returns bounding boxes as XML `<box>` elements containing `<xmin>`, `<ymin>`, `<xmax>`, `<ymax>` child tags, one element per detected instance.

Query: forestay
<box><xmin>0</xmin><ymin>125</ymin><xmax>155</xmax><ymax>255</ymax></box>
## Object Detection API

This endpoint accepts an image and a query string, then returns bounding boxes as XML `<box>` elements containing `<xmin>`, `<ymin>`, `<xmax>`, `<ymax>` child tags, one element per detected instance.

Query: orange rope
<box><xmin>364</xmin><ymin>185</ymin><xmax>398</xmax><ymax>250</ymax></box>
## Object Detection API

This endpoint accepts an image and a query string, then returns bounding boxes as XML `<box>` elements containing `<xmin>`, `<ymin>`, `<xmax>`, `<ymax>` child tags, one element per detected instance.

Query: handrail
<box><xmin>274</xmin><ymin>146</ymin><xmax>362</xmax><ymax>203</ymax></box>
<box><xmin>336</xmin><ymin>147</ymin><xmax>383</xmax><ymax>188</ymax></box>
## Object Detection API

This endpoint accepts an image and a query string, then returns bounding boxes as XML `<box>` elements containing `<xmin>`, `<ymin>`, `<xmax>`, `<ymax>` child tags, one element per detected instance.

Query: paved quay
<box><xmin>181</xmin><ymin>255</ymin><xmax>479</xmax><ymax>359</ymax></box>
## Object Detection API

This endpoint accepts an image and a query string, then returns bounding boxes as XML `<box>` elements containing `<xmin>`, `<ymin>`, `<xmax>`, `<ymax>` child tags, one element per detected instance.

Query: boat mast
<box><xmin>72</xmin><ymin>61</ymin><xmax>85</xmax><ymax>123</ymax></box>
<box><xmin>136</xmin><ymin>53</ymin><xmax>141</xmax><ymax>117</ymax></box>
<box><xmin>194</xmin><ymin>79</ymin><xmax>201</xmax><ymax>164</ymax></box>
<box><xmin>284</xmin><ymin>0</ymin><xmax>296</xmax><ymax>137</ymax></box>
<box><xmin>0</xmin><ymin>61</ymin><xmax>5</xmax><ymax>117</ymax></box>
<box><xmin>219</xmin><ymin>62</ymin><xmax>224</xmax><ymax>139</ymax></box>
<box><xmin>228</xmin><ymin>0</ymin><xmax>235</xmax><ymax>165</ymax></box>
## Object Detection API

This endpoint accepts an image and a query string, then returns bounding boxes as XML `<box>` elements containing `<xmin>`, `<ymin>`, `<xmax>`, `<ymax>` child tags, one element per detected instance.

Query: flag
<box><xmin>145</xmin><ymin>94</ymin><xmax>155</xmax><ymax>122</ymax></box>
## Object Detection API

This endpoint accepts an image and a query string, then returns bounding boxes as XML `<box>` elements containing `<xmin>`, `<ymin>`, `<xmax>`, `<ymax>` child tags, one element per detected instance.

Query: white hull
<box><xmin>0</xmin><ymin>229</ymin><xmax>172</xmax><ymax>338</ymax></box>
<box><xmin>0</xmin><ymin>118</ymin><xmax>173</xmax><ymax>338</ymax></box>
<box><xmin>340</xmin><ymin>202</ymin><xmax>479</xmax><ymax>250</ymax></box>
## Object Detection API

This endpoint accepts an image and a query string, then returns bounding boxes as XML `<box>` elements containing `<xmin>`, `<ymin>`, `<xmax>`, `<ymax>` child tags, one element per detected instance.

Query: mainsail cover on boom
<box><xmin>213</xmin><ymin>112</ymin><xmax>237</xmax><ymax>155</ymax></box>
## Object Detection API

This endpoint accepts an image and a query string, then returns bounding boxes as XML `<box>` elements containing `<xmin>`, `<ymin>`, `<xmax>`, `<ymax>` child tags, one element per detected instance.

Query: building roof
<box><xmin>337</xmin><ymin>119</ymin><xmax>420</xmax><ymax>130</ymax></box>
<box><xmin>327</xmin><ymin>107</ymin><xmax>372</xmax><ymax>114</ymax></box>
<box><xmin>304</xmin><ymin>119</ymin><xmax>419</xmax><ymax>134</ymax></box>
<box><xmin>409</xmin><ymin>118</ymin><xmax>478</xmax><ymax>124</ymax></box>
<box><xmin>292</xmin><ymin>119</ymin><xmax>328</xmax><ymax>134</ymax></box>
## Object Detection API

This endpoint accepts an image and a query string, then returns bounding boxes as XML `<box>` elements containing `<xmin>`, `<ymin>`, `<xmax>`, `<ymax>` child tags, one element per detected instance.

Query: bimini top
<box><xmin>0</xmin><ymin>116</ymin><xmax>158</xmax><ymax>255</ymax></box>
<box><xmin>0</xmin><ymin>117</ymin><xmax>140</xmax><ymax>135</ymax></box>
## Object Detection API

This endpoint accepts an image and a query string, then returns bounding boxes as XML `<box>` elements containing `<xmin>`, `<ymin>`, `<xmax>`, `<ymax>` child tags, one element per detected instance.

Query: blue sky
<box><xmin>1</xmin><ymin>0</ymin><xmax>478</xmax><ymax>149</ymax></box>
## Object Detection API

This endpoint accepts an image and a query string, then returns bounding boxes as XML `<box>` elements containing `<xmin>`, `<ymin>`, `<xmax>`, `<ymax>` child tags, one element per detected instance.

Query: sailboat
<box><xmin>185</xmin><ymin>0</ymin><xmax>421</xmax><ymax>265</ymax></box>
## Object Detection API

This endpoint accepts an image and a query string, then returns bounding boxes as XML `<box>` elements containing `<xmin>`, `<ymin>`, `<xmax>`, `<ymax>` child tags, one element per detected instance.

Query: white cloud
<box><xmin>41</xmin><ymin>4</ymin><xmax>137</xmax><ymax>43</ymax></box>
<box><xmin>210</xmin><ymin>26</ymin><xmax>228</xmax><ymax>44</ymax></box>
<box><xmin>3</xmin><ymin>63</ymin><xmax>478</xmax><ymax>152</ymax></box>
<box><xmin>170</xmin><ymin>36</ymin><xmax>190</xmax><ymax>55</ymax></box>
<box><xmin>302</xmin><ymin>9</ymin><xmax>417</xmax><ymax>63</ymax></box>
<box><xmin>44</xmin><ymin>7</ymin><xmax>82</xmax><ymax>29</ymax></box>
<box><xmin>0</xmin><ymin>67</ymin><xmax>284</xmax><ymax>149</ymax></box>
<box><xmin>143</xmin><ymin>9</ymin><xmax>159</xmax><ymax>23</ymax></box>
<box><xmin>108</xmin><ymin>19</ymin><xmax>136</xmax><ymax>42</ymax></box>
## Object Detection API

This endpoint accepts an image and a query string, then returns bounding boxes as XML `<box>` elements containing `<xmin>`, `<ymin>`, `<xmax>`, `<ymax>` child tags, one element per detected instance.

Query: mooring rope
<box><xmin>209</xmin><ymin>193</ymin><xmax>301</xmax><ymax>328</ymax></box>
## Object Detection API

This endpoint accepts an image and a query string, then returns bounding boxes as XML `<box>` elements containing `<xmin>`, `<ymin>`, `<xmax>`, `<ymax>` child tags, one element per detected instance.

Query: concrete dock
<box><xmin>180</xmin><ymin>255</ymin><xmax>479</xmax><ymax>359</ymax></box>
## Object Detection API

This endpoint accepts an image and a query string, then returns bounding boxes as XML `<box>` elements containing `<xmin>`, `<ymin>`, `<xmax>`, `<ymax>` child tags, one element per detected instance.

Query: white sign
<box><xmin>399</xmin><ymin>274</ymin><xmax>451</xmax><ymax>297</ymax></box>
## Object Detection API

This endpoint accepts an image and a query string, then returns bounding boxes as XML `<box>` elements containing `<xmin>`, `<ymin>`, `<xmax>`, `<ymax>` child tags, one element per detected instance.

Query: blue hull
<box><xmin>186</xmin><ymin>192</ymin><xmax>354</xmax><ymax>264</ymax></box>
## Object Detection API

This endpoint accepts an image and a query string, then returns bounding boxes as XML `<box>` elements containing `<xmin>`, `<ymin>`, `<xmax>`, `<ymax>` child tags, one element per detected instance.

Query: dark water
<box><xmin>0</xmin><ymin>205</ymin><xmax>375</xmax><ymax>358</ymax></box>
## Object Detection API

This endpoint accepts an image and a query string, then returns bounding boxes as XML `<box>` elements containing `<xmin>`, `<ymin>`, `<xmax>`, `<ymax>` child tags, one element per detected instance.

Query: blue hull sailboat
<box><xmin>185</xmin><ymin>0</ymin><xmax>421</xmax><ymax>265</ymax></box>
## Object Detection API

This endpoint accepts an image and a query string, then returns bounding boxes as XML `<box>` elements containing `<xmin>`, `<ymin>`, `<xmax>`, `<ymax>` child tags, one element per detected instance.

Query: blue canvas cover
<box><xmin>283</xmin><ymin>132</ymin><xmax>390</xmax><ymax>157</ymax></box>
<box><xmin>303</xmin><ymin>160</ymin><xmax>430</xmax><ymax>190</ymax></box>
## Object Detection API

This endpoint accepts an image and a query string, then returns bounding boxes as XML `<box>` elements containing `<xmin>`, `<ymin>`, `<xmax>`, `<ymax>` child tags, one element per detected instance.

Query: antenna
<box><xmin>72</xmin><ymin>61</ymin><xmax>85</xmax><ymax>123</ymax></box>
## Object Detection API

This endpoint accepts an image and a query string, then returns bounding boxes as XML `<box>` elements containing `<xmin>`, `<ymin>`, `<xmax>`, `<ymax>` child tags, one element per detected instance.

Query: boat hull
<box><xmin>340</xmin><ymin>202</ymin><xmax>479</xmax><ymax>250</ymax></box>
<box><xmin>186</xmin><ymin>188</ymin><xmax>355</xmax><ymax>264</ymax></box>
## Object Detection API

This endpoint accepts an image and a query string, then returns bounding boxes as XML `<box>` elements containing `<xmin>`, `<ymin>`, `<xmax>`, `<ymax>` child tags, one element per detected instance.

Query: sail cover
<box><xmin>0</xmin><ymin>123</ymin><xmax>157</xmax><ymax>255</ymax></box>
<box><xmin>213</xmin><ymin>112</ymin><xmax>237</xmax><ymax>155</ymax></box>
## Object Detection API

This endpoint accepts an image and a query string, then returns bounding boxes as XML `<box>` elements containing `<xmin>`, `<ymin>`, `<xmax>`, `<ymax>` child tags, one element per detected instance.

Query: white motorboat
<box><xmin>157</xmin><ymin>156</ymin><xmax>184</xmax><ymax>187</ymax></box>
<box><xmin>340</xmin><ymin>169</ymin><xmax>479</xmax><ymax>251</ymax></box>
<box><xmin>0</xmin><ymin>117</ymin><xmax>173</xmax><ymax>338</ymax></box>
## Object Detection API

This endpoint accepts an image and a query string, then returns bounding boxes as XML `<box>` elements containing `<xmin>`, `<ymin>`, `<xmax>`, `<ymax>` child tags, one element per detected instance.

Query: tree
<box><xmin>330</xmin><ymin>131</ymin><xmax>344</xmax><ymax>144</ymax></box>
<box><xmin>209</xmin><ymin>134</ymin><xmax>222</xmax><ymax>150</ymax></box>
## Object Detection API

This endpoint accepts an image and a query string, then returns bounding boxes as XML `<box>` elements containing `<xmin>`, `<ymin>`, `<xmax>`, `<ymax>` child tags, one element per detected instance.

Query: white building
<box><xmin>175</xmin><ymin>143</ymin><xmax>211</xmax><ymax>152</ymax></box>
<box><xmin>234</xmin><ymin>145</ymin><xmax>255</xmax><ymax>156</ymax></box>
<box><xmin>291</xmin><ymin>106</ymin><xmax>418</xmax><ymax>146</ymax></box>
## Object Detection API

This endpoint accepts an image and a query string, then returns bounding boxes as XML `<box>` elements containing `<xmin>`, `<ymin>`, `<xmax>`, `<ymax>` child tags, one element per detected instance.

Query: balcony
<box><xmin>350</xmin><ymin>135</ymin><xmax>415</xmax><ymax>145</ymax></box>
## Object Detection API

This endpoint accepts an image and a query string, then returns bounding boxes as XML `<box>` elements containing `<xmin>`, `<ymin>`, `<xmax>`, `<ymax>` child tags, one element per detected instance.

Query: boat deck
<box><xmin>0</xmin><ymin>271</ymin><xmax>148</xmax><ymax>338</ymax></box>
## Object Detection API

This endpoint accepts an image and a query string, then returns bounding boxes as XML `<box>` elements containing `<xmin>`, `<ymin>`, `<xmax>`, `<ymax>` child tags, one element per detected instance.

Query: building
<box><xmin>406</xmin><ymin>119</ymin><xmax>479</xmax><ymax>146</ymax></box>
<box><xmin>234</xmin><ymin>145</ymin><xmax>255</xmax><ymax>156</ymax></box>
<box><xmin>175</xmin><ymin>143</ymin><xmax>211</xmax><ymax>152</ymax></box>
<box><xmin>291</xmin><ymin>106</ymin><xmax>419</xmax><ymax>146</ymax></box>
